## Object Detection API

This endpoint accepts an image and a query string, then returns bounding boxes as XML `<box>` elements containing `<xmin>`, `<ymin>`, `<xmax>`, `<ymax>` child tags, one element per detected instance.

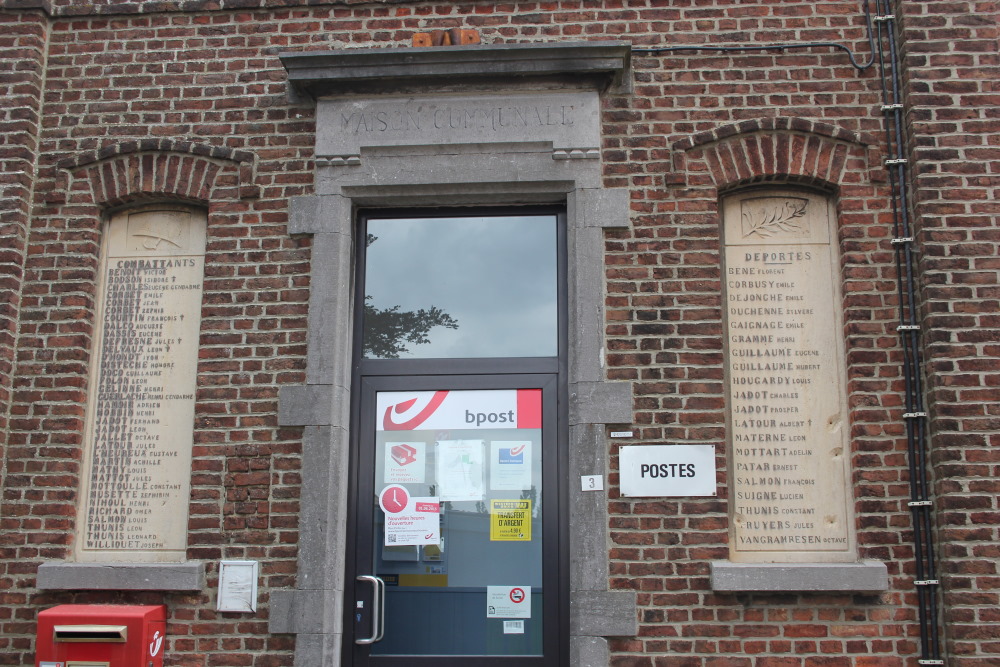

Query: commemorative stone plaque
<box><xmin>318</xmin><ymin>91</ymin><xmax>600</xmax><ymax>157</ymax></box>
<box><xmin>722</xmin><ymin>190</ymin><xmax>856</xmax><ymax>563</ymax></box>
<box><xmin>76</xmin><ymin>207</ymin><xmax>206</xmax><ymax>563</ymax></box>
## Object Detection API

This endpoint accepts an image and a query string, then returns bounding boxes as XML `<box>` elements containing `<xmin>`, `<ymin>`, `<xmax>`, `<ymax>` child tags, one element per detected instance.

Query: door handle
<box><xmin>355</xmin><ymin>575</ymin><xmax>385</xmax><ymax>644</ymax></box>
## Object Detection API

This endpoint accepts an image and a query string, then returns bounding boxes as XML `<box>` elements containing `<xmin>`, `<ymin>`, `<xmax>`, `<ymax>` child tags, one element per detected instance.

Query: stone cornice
<box><xmin>280</xmin><ymin>41</ymin><xmax>632</xmax><ymax>99</ymax></box>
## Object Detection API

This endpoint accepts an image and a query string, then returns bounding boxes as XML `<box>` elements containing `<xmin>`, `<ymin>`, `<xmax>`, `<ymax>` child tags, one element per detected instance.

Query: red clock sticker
<box><xmin>379</xmin><ymin>484</ymin><xmax>410</xmax><ymax>514</ymax></box>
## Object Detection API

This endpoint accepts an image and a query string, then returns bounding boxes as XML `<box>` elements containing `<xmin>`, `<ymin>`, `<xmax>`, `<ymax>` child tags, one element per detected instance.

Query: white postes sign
<box><xmin>619</xmin><ymin>445</ymin><xmax>717</xmax><ymax>497</ymax></box>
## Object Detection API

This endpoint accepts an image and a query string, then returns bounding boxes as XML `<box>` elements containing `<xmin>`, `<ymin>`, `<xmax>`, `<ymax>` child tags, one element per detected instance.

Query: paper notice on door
<box><xmin>490</xmin><ymin>441</ymin><xmax>531</xmax><ymax>490</ymax></box>
<box><xmin>503</xmin><ymin>620</ymin><xmax>525</xmax><ymax>634</ymax></box>
<box><xmin>486</xmin><ymin>585</ymin><xmax>531</xmax><ymax>618</ymax></box>
<box><xmin>436</xmin><ymin>440</ymin><xmax>484</xmax><ymax>501</ymax></box>
<box><xmin>380</xmin><ymin>485</ymin><xmax>441</xmax><ymax>546</ymax></box>
<box><xmin>384</xmin><ymin>441</ymin><xmax>425</xmax><ymax>483</ymax></box>
<box><xmin>490</xmin><ymin>499</ymin><xmax>531</xmax><ymax>541</ymax></box>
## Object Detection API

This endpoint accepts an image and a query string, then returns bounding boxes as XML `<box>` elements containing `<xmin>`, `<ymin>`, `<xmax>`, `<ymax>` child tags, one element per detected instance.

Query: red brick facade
<box><xmin>899</xmin><ymin>2</ymin><xmax>1000</xmax><ymax>661</ymax></box>
<box><xmin>0</xmin><ymin>0</ymin><xmax>997</xmax><ymax>665</ymax></box>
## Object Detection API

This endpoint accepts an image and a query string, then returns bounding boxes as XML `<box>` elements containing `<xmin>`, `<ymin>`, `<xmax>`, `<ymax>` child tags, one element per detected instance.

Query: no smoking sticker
<box><xmin>486</xmin><ymin>585</ymin><xmax>531</xmax><ymax>619</ymax></box>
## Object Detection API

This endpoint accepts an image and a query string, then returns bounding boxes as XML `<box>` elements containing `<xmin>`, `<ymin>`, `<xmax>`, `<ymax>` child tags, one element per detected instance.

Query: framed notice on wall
<box><xmin>217</xmin><ymin>560</ymin><xmax>259</xmax><ymax>613</ymax></box>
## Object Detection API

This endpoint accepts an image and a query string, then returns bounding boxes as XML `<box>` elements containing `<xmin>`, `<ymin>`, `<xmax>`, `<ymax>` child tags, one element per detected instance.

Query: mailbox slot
<box><xmin>36</xmin><ymin>604</ymin><xmax>166</xmax><ymax>667</ymax></box>
<box><xmin>54</xmin><ymin>625</ymin><xmax>128</xmax><ymax>643</ymax></box>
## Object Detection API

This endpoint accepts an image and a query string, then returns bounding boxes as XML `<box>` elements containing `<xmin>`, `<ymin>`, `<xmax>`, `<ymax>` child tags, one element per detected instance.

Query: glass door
<box><xmin>348</xmin><ymin>377</ymin><xmax>559</xmax><ymax>666</ymax></box>
<box><xmin>345</xmin><ymin>209</ymin><xmax>566</xmax><ymax>666</ymax></box>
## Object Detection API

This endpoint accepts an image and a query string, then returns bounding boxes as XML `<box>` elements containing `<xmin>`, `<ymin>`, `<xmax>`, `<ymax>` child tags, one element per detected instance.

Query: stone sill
<box><xmin>710</xmin><ymin>561</ymin><xmax>888</xmax><ymax>593</ymax></box>
<box><xmin>37</xmin><ymin>562</ymin><xmax>205</xmax><ymax>591</ymax></box>
<box><xmin>280</xmin><ymin>41</ymin><xmax>631</xmax><ymax>98</ymax></box>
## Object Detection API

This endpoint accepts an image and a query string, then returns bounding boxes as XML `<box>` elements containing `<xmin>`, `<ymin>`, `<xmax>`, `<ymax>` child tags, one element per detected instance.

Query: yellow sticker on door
<box><xmin>490</xmin><ymin>499</ymin><xmax>531</xmax><ymax>541</ymax></box>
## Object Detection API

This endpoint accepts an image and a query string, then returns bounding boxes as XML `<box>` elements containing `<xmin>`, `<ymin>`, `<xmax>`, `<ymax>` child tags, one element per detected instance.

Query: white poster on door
<box><xmin>486</xmin><ymin>585</ymin><xmax>531</xmax><ymax>619</ymax></box>
<box><xmin>436</xmin><ymin>440</ymin><xmax>484</xmax><ymax>501</ymax></box>
<box><xmin>384</xmin><ymin>441</ymin><xmax>425</xmax><ymax>483</ymax></box>
<box><xmin>490</xmin><ymin>441</ymin><xmax>531</xmax><ymax>490</ymax></box>
<box><xmin>379</xmin><ymin>484</ymin><xmax>441</xmax><ymax>546</ymax></box>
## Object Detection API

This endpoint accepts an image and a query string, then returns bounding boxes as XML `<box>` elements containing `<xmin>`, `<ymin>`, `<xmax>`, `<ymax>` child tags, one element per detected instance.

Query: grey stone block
<box><xmin>571</xmin><ymin>636</ymin><xmax>610</xmax><ymax>667</ymax></box>
<box><xmin>288</xmin><ymin>194</ymin><xmax>350</xmax><ymax>235</ymax></box>
<box><xmin>568</xmin><ymin>225</ymin><xmax>605</xmax><ymax>384</ymax></box>
<box><xmin>290</xmin><ymin>631</ymin><xmax>343</xmax><ymax>667</ymax></box>
<box><xmin>37</xmin><ymin>562</ymin><xmax>205</xmax><ymax>591</ymax></box>
<box><xmin>574</xmin><ymin>187</ymin><xmax>630</xmax><ymax>228</ymax></box>
<box><xmin>570</xmin><ymin>590</ymin><xmax>638</xmax><ymax>637</ymax></box>
<box><xmin>297</xmin><ymin>426</ymin><xmax>350</xmax><ymax>592</ymax></box>
<box><xmin>709</xmin><ymin>561</ymin><xmax>889</xmax><ymax>593</ymax></box>
<box><xmin>570</xmin><ymin>381</ymin><xmax>633</xmax><ymax>425</ymax></box>
<box><xmin>278</xmin><ymin>384</ymin><xmax>337</xmax><ymax>426</ymax></box>
<box><xmin>569</xmin><ymin>424</ymin><xmax>610</xmax><ymax>592</ymax></box>
<box><xmin>306</xmin><ymin>231</ymin><xmax>356</xmax><ymax>389</ymax></box>
<box><xmin>269</xmin><ymin>588</ymin><xmax>343</xmax><ymax>635</ymax></box>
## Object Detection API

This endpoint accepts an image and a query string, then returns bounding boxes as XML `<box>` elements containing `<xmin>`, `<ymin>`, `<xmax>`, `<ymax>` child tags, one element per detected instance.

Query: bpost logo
<box><xmin>149</xmin><ymin>630</ymin><xmax>164</xmax><ymax>657</ymax></box>
<box><xmin>382</xmin><ymin>391</ymin><xmax>449</xmax><ymax>431</ymax></box>
<box><xmin>499</xmin><ymin>444</ymin><xmax>526</xmax><ymax>464</ymax></box>
<box><xmin>466</xmin><ymin>408</ymin><xmax>514</xmax><ymax>427</ymax></box>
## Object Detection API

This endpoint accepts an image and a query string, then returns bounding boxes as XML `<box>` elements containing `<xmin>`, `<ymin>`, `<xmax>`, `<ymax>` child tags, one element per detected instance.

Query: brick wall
<box><xmin>601</xmin><ymin>9</ymin><xmax>911</xmax><ymax>659</ymax></box>
<box><xmin>1</xmin><ymin>4</ymin><xmax>313</xmax><ymax>665</ymax></box>
<box><xmin>0</xmin><ymin>0</ymin><xmax>996</xmax><ymax>665</ymax></box>
<box><xmin>899</xmin><ymin>1</ymin><xmax>1000</xmax><ymax>664</ymax></box>
<box><xmin>0</xmin><ymin>10</ymin><xmax>46</xmax><ymax>657</ymax></box>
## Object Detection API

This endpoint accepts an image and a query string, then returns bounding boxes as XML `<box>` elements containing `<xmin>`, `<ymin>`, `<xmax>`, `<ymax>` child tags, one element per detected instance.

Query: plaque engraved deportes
<box><xmin>722</xmin><ymin>190</ymin><xmax>856</xmax><ymax>563</ymax></box>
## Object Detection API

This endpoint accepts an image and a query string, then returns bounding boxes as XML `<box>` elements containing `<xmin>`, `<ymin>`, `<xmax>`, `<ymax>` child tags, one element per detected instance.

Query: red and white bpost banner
<box><xmin>377</xmin><ymin>389</ymin><xmax>541</xmax><ymax>432</ymax></box>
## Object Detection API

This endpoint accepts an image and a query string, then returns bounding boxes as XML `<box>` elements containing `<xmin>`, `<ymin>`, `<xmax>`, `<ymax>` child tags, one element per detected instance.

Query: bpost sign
<box><xmin>376</xmin><ymin>389</ymin><xmax>541</xmax><ymax>432</ymax></box>
<box><xmin>619</xmin><ymin>445</ymin><xmax>717</xmax><ymax>497</ymax></box>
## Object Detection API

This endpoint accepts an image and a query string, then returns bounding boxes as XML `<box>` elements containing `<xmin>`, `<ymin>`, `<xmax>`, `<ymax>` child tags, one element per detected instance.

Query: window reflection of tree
<box><xmin>363</xmin><ymin>233</ymin><xmax>459</xmax><ymax>359</ymax></box>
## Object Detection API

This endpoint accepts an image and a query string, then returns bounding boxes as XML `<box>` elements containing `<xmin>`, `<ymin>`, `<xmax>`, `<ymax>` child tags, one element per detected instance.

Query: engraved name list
<box><xmin>723</xmin><ymin>192</ymin><xmax>856</xmax><ymax>563</ymax></box>
<box><xmin>77</xmin><ymin>208</ymin><xmax>206</xmax><ymax>563</ymax></box>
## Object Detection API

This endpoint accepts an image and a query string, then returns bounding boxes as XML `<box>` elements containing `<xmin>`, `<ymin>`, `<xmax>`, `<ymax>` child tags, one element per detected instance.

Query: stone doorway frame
<box><xmin>269</xmin><ymin>42</ymin><xmax>637</xmax><ymax>667</ymax></box>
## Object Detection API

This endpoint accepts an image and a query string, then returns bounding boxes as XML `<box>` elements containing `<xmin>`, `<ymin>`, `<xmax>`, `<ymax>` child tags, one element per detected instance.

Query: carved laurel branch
<box><xmin>742</xmin><ymin>198</ymin><xmax>808</xmax><ymax>239</ymax></box>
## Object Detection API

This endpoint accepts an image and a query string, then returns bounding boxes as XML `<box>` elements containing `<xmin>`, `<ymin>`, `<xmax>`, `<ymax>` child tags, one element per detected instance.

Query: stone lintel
<box><xmin>37</xmin><ymin>562</ymin><xmax>205</xmax><ymax>591</ymax></box>
<box><xmin>280</xmin><ymin>41</ymin><xmax>631</xmax><ymax>99</ymax></box>
<box><xmin>710</xmin><ymin>561</ymin><xmax>889</xmax><ymax>593</ymax></box>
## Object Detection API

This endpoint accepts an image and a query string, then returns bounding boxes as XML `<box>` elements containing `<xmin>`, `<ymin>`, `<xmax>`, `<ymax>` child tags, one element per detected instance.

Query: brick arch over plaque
<box><xmin>55</xmin><ymin>139</ymin><xmax>259</xmax><ymax>207</ymax></box>
<box><xmin>670</xmin><ymin>117</ymin><xmax>882</xmax><ymax>189</ymax></box>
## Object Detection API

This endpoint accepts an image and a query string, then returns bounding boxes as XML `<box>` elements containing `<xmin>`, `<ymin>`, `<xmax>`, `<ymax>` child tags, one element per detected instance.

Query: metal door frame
<box><xmin>345</xmin><ymin>371</ymin><xmax>564</xmax><ymax>667</ymax></box>
<box><xmin>342</xmin><ymin>207</ymin><xmax>568</xmax><ymax>667</ymax></box>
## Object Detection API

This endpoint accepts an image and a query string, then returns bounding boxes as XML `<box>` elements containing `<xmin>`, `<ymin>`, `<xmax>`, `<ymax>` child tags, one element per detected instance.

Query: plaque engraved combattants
<box><xmin>76</xmin><ymin>207</ymin><xmax>206</xmax><ymax>563</ymax></box>
<box><xmin>722</xmin><ymin>190</ymin><xmax>856</xmax><ymax>563</ymax></box>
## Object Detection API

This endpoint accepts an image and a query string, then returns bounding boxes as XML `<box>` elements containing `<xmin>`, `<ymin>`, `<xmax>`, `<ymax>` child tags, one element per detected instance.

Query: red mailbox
<box><xmin>36</xmin><ymin>604</ymin><xmax>166</xmax><ymax>667</ymax></box>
